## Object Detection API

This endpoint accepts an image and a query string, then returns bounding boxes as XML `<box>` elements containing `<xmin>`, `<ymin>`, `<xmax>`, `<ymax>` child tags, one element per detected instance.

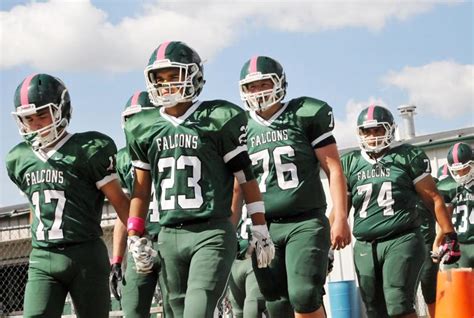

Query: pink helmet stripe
<box><xmin>249</xmin><ymin>56</ymin><xmax>259</xmax><ymax>73</ymax></box>
<box><xmin>157</xmin><ymin>41</ymin><xmax>171</xmax><ymax>60</ymax></box>
<box><xmin>20</xmin><ymin>74</ymin><xmax>37</xmax><ymax>105</ymax></box>
<box><xmin>131</xmin><ymin>91</ymin><xmax>141</xmax><ymax>106</ymax></box>
<box><xmin>442</xmin><ymin>163</ymin><xmax>448</xmax><ymax>175</ymax></box>
<box><xmin>452</xmin><ymin>143</ymin><xmax>461</xmax><ymax>163</ymax></box>
<box><xmin>367</xmin><ymin>104</ymin><xmax>375</xmax><ymax>120</ymax></box>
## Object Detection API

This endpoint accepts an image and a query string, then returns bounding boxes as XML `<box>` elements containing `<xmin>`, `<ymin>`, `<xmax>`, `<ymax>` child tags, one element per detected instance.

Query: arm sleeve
<box><xmin>305</xmin><ymin>103</ymin><xmax>336</xmax><ymax>149</ymax></box>
<box><xmin>408</xmin><ymin>147</ymin><xmax>432</xmax><ymax>184</ymax></box>
<box><xmin>116</xmin><ymin>148</ymin><xmax>133</xmax><ymax>194</ymax></box>
<box><xmin>85</xmin><ymin>136</ymin><xmax>119</xmax><ymax>189</ymax></box>
<box><xmin>340</xmin><ymin>153</ymin><xmax>353</xmax><ymax>196</ymax></box>
<box><xmin>125</xmin><ymin>127</ymin><xmax>151</xmax><ymax>171</ymax></box>
<box><xmin>219</xmin><ymin>112</ymin><xmax>253</xmax><ymax>173</ymax></box>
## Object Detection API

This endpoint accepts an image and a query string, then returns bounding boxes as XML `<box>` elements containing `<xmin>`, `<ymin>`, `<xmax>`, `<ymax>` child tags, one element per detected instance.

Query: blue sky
<box><xmin>1</xmin><ymin>0</ymin><xmax>473</xmax><ymax>207</ymax></box>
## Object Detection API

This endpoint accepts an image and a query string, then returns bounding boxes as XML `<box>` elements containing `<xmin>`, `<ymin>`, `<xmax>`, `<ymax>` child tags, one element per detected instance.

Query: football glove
<box><xmin>128</xmin><ymin>236</ymin><xmax>157</xmax><ymax>274</ymax></box>
<box><xmin>431</xmin><ymin>232</ymin><xmax>461</xmax><ymax>265</ymax></box>
<box><xmin>247</xmin><ymin>224</ymin><xmax>275</xmax><ymax>268</ymax></box>
<box><xmin>109</xmin><ymin>262</ymin><xmax>122</xmax><ymax>301</ymax></box>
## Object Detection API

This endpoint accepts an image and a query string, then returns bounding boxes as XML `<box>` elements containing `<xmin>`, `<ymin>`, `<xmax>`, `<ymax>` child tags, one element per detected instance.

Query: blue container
<box><xmin>328</xmin><ymin>280</ymin><xmax>360</xmax><ymax>318</ymax></box>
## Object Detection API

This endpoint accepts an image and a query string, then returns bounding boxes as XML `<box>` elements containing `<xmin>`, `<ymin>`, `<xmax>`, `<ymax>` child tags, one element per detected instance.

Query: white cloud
<box><xmin>383</xmin><ymin>61</ymin><xmax>474</xmax><ymax>119</ymax></box>
<box><xmin>334</xmin><ymin>97</ymin><xmax>390</xmax><ymax>149</ymax></box>
<box><xmin>0</xmin><ymin>0</ymin><xmax>457</xmax><ymax>71</ymax></box>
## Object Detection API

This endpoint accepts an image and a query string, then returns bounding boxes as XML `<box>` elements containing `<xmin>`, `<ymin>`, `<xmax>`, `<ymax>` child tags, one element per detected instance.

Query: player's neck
<box><xmin>164</xmin><ymin>101</ymin><xmax>193</xmax><ymax>117</ymax></box>
<box><xmin>39</xmin><ymin>130</ymin><xmax>68</xmax><ymax>152</ymax></box>
<box><xmin>367</xmin><ymin>148</ymin><xmax>388</xmax><ymax>160</ymax></box>
<box><xmin>256</xmin><ymin>102</ymin><xmax>283</xmax><ymax>120</ymax></box>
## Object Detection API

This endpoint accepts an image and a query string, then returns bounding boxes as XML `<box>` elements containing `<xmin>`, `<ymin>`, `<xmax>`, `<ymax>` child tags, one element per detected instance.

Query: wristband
<box><xmin>111</xmin><ymin>256</ymin><xmax>123</xmax><ymax>264</ymax></box>
<box><xmin>246</xmin><ymin>201</ymin><xmax>265</xmax><ymax>216</ymax></box>
<box><xmin>127</xmin><ymin>216</ymin><xmax>145</xmax><ymax>235</ymax></box>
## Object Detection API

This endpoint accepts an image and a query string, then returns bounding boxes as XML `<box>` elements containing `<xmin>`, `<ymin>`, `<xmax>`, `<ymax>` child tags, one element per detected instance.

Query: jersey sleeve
<box><xmin>340</xmin><ymin>152</ymin><xmax>354</xmax><ymax>197</ymax></box>
<box><xmin>406</xmin><ymin>146</ymin><xmax>432</xmax><ymax>184</ymax></box>
<box><xmin>218</xmin><ymin>110</ymin><xmax>252</xmax><ymax>172</ymax></box>
<box><xmin>5</xmin><ymin>149</ymin><xmax>22</xmax><ymax>189</ymax></box>
<box><xmin>302</xmin><ymin>100</ymin><xmax>336</xmax><ymax>149</ymax></box>
<box><xmin>84</xmin><ymin>134</ymin><xmax>118</xmax><ymax>189</ymax></box>
<box><xmin>437</xmin><ymin>178</ymin><xmax>457</xmax><ymax>204</ymax></box>
<box><xmin>116</xmin><ymin>148</ymin><xmax>133</xmax><ymax>193</ymax></box>
<box><xmin>124</xmin><ymin>123</ymin><xmax>151</xmax><ymax>171</ymax></box>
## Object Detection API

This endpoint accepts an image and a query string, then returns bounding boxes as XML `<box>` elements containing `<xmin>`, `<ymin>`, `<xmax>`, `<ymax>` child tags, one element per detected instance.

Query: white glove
<box><xmin>128</xmin><ymin>236</ymin><xmax>158</xmax><ymax>274</ymax></box>
<box><xmin>247</xmin><ymin>224</ymin><xmax>275</xmax><ymax>268</ymax></box>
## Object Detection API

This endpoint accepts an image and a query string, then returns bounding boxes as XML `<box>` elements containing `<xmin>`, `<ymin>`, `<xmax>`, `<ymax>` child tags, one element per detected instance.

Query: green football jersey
<box><xmin>341</xmin><ymin>144</ymin><xmax>431</xmax><ymax>241</ymax></box>
<box><xmin>6</xmin><ymin>132</ymin><xmax>117</xmax><ymax>248</ymax></box>
<box><xmin>124</xmin><ymin>100</ymin><xmax>248</xmax><ymax>226</ymax></box>
<box><xmin>116</xmin><ymin>147</ymin><xmax>134</xmax><ymax>195</ymax></box>
<box><xmin>246</xmin><ymin>97</ymin><xmax>334</xmax><ymax>219</ymax></box>
<box><xmin>116</xmin><ymin>147</ymin><xmax>160</xmax><ymax>235</ymax></box>
<box><xmin>436</xmin><ymin>176</ymin><xmax>458</xmax><ymax>205</ymax></box>
<box><xmin>440</xmin><ymin>180</ymin><xmax>474</xmax><ymax>244</ymax></box>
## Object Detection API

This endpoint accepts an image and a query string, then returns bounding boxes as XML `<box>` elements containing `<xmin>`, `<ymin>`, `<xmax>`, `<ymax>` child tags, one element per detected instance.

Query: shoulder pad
<box><xmin>291</xmin><ymin>97</ymin><xmax>331</xmax><ymax>117</ymax></box>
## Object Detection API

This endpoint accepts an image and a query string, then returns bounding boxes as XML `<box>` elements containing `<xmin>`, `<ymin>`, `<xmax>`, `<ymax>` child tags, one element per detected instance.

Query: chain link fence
<box><xmin>0</xmin><ymin>206</ymin><xmax>231</xmax><ymax>318</ymax></box>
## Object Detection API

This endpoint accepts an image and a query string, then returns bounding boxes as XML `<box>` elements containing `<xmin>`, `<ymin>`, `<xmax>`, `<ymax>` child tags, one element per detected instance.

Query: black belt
<box><xmin>42</xmin><ymin>240</ymin><xmax>85</xmax><ymax>250</ymax></box>
<box><xmin>267</xmin><ymin>210</ymin><xmax>318</xmax><ymax>223</ymax></box>
<box><xmin>166</xmin><ymin>218</ymin><xmax>211</xmax><ymax>229</ymax></box>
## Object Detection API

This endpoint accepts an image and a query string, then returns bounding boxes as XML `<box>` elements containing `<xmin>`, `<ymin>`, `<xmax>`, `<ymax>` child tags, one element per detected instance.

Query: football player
<box><xmin>236</xmin><ymin>55</ymin><xmax>351</xmax><ymax>318</ymax></box>
<box><xmin>5</xmin><ymin>73</ymin><xmax>130</xmax><ymax>317</ymax></box>
<box><xmin>339</xmin><ymin>105</ymin><xmax>459</xmax><ymax>318</ymax></box>
<box><xmin>228</xmin><ymin>198</ymin><xmax>267</xmax><ymax>318</ymax></box>
<box><xmin>124</xmin><ymin>41</ymin><xmax>274</xmax><ymax>318</ymax></box>
<box><xmin>434</xmin><ymin>142</ymin><xmax>473</xmax><ymax>268</ymax></box>
<box><xmin>109</xmin><ymin>91</ymin><xmax>165</xmax><ymax>317</ymax></box>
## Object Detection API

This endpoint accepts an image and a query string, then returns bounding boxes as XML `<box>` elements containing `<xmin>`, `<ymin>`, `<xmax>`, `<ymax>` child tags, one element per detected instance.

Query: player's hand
<box><xmin>247</xmin><ymin>224</ymin><xmax>275</xmax><ymax>268</ymax></box>
<box><xmin>128</xmin><ymin>236</ymin><xmax>157</xmax><ymax>274</ymax></box>
<box><xmin>331</xmin><ymin>218</ymin><xmax>351</xmax><ymax>250</ymax></box>
<box><xmin>431</xmin><ymin>232</ymin><xmax>461</xmax><ymax>265</ymax></box>
<box><xmin>109</xmin><ymin>262</ymin><xmax>122</xmax><ymax>301</ymax></box>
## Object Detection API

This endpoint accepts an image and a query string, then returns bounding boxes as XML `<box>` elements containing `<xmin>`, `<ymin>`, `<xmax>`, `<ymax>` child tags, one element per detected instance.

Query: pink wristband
<box><xmin>127</xmin><ymin>216</ymin><xmax>145</xmax><ymax>235</ymax></box>
<box><xmin>111</xmin><ymin>256</ymin><xmax>123</xmax><ymax>264</ymax></box>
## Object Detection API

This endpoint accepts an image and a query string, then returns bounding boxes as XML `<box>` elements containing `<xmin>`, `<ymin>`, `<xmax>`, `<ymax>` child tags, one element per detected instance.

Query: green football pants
<box><xmin>354</xmin><ymin>229</ymin><xmax>425</xmax><ymax>318</ymax></box>
<box><xmin>24</xmin><ymin>238</ymin><xmax>110</xmax><ymax>318</ymax></box>
<box><xmin>253</xmin><ymin>215</ymin><xmax>330</xmax><ymax>314</ymax></box>
<box><xmin>121</xmin><ymin>241</ymin><xmax>163</xmax><ymax>318</ymax></box>
<box><xmin>419</xmin><ymin>242</ymin><xmax>438</xmax><ymax>305</ymax></box>
<box><xmin>228</xmin><ymin>258</ymin><xmax>266</xmax><ymax>318</ymax></box>
<box><xmin>158</xmin><ymin>218</ymin><xmax>237</xmax><ymax>318</ymax></box>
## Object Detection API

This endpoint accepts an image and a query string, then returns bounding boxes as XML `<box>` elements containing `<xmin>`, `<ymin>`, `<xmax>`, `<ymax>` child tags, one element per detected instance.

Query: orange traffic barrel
<box><xmin>435</xmin><ymin>268</ymin><xmax>474</xmax><ymax>318</ymax></box>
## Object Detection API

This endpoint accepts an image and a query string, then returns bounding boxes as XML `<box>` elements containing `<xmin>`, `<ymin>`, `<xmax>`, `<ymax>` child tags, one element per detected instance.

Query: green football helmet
<box><xmin>447</xmin><ymin>142</ymin><xmax>473</xmax><ymax>185</ymax></box>
<box><xmin>12</xmin><ymin>73</ymin><xmax>72</xmax><ymax>150</ymax></box>
<box><xmin>144</xmin><ymin>41</ymin><xmax>204</xmax><ymax>108</ymax></box>
<box><xmin>437</xmin><ymin>163</ymin><xmax>450</xmax><ymax>181</ymax></box>
<box><xmin>356</xmin><ymin>105</ymin><xmax>396</xmax><ymax>153</ymax></box>
<box><xmin>121</xmin><ymin>91</ymin><xmax>155</xmax><ymax>128</ymax></box>
<box><xmin>239</xmin><ymin>56</ymin><xmax>287</xmax><ymax>111</ymax></box>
